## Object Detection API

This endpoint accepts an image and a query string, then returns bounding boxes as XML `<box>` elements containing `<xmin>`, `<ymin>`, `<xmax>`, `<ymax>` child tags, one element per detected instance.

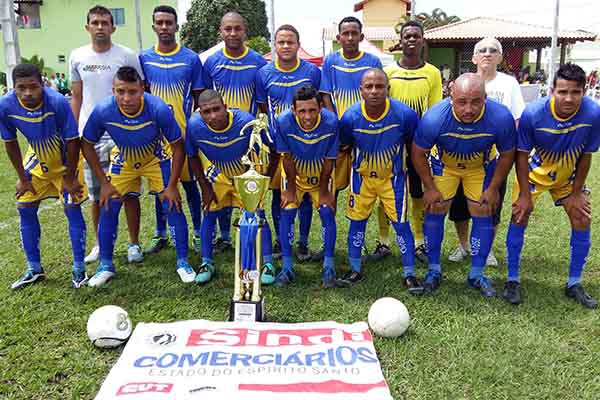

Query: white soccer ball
<box><xmin>368</xmin><ymin>297</ymin><xmax>410</xmax><ymax>337</ymax></box>
<box><xmin>87</xmin><ymin>305</ymin><xmax>133</xmax><ymax>348</ymax></box>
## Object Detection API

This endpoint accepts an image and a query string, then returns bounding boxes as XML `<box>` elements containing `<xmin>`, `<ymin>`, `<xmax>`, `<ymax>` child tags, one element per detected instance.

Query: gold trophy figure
<box><xmin>229</xmin><ymin>114</ymin><xmax>271</xmax><ymax>322</ymax></box>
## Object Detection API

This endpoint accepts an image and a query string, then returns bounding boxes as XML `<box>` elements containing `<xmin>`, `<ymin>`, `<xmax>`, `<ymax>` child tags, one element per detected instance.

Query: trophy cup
<box><xmin>229</xmin><ymin>114</ymin><xmax>271</xmax><ymax>322</ymax></box>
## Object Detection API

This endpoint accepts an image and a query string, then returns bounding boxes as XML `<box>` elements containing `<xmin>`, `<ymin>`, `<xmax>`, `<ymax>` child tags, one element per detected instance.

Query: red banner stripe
<box><xmin>239</xmin><ymin>380</ymin><xmax>388</xmax><ymax>393</ymax></box>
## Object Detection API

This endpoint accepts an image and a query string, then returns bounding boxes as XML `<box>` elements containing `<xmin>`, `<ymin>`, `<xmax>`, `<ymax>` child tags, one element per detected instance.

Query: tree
<box><xmin>245</xmin><ymin>36</ymin><xmax>271</xmax><ymax>55</ymax></box>
<box><xmin>21</xmin><ymin>55</ymin><xmax>46</xmax><ymax>72</ymax></box>
<box><xmin>395</xmin><ymin>8</ymin><xmax>460</xmax><ymax>33</ymax></box>
<box><xmin>181</xmin><ymin>0</ymin><xmax>270</xmax><ymax>53</ymax></box>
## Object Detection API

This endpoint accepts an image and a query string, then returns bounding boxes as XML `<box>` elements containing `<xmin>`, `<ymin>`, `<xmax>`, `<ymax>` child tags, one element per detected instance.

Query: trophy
<box><xmin>229</xmin><ymin>114</ymin><xmax>271</xmax><ymax>322</ymax></box>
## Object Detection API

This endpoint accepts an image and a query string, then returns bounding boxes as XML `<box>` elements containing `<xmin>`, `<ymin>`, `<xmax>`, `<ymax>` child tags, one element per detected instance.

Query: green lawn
<box><xmin>0</xmin><ymin>141</ymin><xmax>598</xmax><ymax>399</ymax></box>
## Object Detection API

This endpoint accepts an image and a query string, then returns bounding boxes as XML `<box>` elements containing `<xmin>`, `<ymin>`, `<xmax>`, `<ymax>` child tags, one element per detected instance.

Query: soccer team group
<box><xmin>2</xmin><ymin>5</ymin><xmax>599</xmax><ymax>308</ymax></box>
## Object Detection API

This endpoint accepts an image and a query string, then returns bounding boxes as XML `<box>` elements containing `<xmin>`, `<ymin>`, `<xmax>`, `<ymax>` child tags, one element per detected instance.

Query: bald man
<box><xmin>412</xmin><ymin>73</ymin><xmax>516</xmax><ymax>297</ymax></box>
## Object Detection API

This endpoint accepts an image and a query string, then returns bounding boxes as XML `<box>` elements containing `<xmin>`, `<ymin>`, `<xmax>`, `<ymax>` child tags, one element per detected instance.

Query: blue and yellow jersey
<box><xmin>518</xmin><ymin>96</ymin><xmax>600</xmax><ymax>187</ymax></box>
<box><xmin>340</xmin><ymin>98</ymin><xmax>418</xmax><ymax>179</ymax></box>
<box><xmin>185</xmin><ymin>109</ymin><xmax>261</xmax><ymax>181</ymax></box>
<box><xmin>256</xmin><ymin>59</ymin><xmax>321</xmax><ymax>133</ymax></box>
<box><xmin>83</xmin><ymin>93</ymin><xmax>180</xmax><ymax>169</ymax></box>
<box><xmin>275</xmin><ymin>108</ymin><xmax>338</xmax><ymax>190</ymax></box>
<box><xmin>384</xmin><ymin>62</ymin><xmax>442</xmax><ymax>117</ymax></box>
<box><xmin>139</xmin><ymin>44</ymin><xmax>204</xmax><ymax>133</ymax></box>
<box><xmin>415</xmin><ymin>98</ymin><xmax>516</xmax><ymax>171</ymax></box>
<box><xmin>202</xmin><ymin>47</ymin><xmax>267</xmax><ymax>115</ymax></box>
<box><xmin>0</xmin><ymin>87</ymin><xmax>78</xmax><ymax>178</ymax></box>
<box><xmin>320</xmin><ymin>50</ymin><xmax>382</xmax><ymax>119</ymax></box>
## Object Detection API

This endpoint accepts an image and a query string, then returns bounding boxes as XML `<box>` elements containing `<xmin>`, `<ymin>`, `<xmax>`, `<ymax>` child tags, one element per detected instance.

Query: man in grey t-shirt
<box><xmin>69</xmin><ymin>5</ymin><xmax>145</xmax><ymax>264</ymax></box>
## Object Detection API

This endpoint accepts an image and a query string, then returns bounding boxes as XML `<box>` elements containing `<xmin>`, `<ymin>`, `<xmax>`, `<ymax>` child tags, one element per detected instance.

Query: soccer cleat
<box><xmin>213</xmin><ymin>237</ymin><xmax>233</xmax><ymax>254</ymax></box>
<box><xmin>448</xmin><ymin>245</ymin><xmax>470</xmax><ymax>262</ymax></box>
<box><xmin>84</xmin><ymin>245</ymin><xmax>100</xmax><ymax>264</ymax></box>
<box><xmin>503</xmin><ymin>281</ymin><xmax>522</xmax><ymax>305</ymax></box>
<box><xmin>88</xmin><ymin>264</ymin><xmax>116</xmax><ymax>288</ymax></box>
<box><xmin>565</xmin><ymin>283</ymin><xmax>598</xmax><ymax>309</ymax></box>
<box><xmin>321</xmin><ymin>268</ymin><xmax>348</xmax><ymax>288</ymax></box>
<box><xmin>192</xmin><ymin>235</ymin><xmax>202</xmax><ymax>254</ymax></box>
<box><xmin>486</xmin><ymin>251</ymin><xmax>499</xmax><ymax>267</ymax></box>
<box><xmin>71</xmin><ymin>268</ymin><xmax>89</xmax><ymax>289</ymax></box>
<box><xmin>176</xmin><ymin>260</ymin><xmax>196</xmax><ymax>283</ymax></box>
<box><xmin>466</xmin><ymin>275</ymin><xmax>496</xmax><ymax>298</ymax></box>
<box><xmin>423</xmin><ymin>270</ymin><xmax>442</xmax><ymax>295</ymax></box>
<box><xmin>127</xmin><ymin>244</ymin><xmax>144</xmax><ymax>263</ymax></box>
<box><xmin>340</xmin><ymin>270</ymin><xmax>364</xmax><ymax>285</ymax></box>
<box><xmin>275</xmin><ymin>269</ymin><xmax>295</xmax><ymax>288</ymax></box>
<box><xmin>311</xmin><ymin>248</ymin><xmax>324</xmax><ymax>262</ymax></box>
<box><xmin>296</xmin><ymin>242</ymin><xmax>312</xmax><ymax>262</ymax></box>
<box><xmin>415</xmin><ymin>243</ymin><xmax>428</xmax><ymax>264</ymax></box>
<box><xmin>144</xmin><ymin>236</ymin><xmax>169</xmax><ymax>255</ymax></box>
<box><xmin>195</xmin><ymin>262</ymin><xmax>215</xmax><ymax>284</ymax></box>
<box><xmin>11</xmin><ymin>267</ymin><xmax>46</xmax><ymax>290</ymax></box>
<box><xmin>272</xmin><ymin>240</ymin><xmax>282</xmax><ymax>260</ymax></box>
<box><xmin>261</xmin><ymin>262</ymin><xmax>276</xmax><ymax>285</ymax></box>
<box><xmin>362</xmin><ymin>242</ymin><xmax>392</xmax><ymax>263</ymax></box>
<box><xmin>403</xmin><ymin>275</ymin><xmax>424</xmax><ymax>295</ymax></box>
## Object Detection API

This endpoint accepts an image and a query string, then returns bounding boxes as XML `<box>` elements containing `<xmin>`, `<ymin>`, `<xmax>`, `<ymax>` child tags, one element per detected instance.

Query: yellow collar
<box><xmin>224</xmin><ymin>46</ymin><xmax>248</xmax><ymax>60</ymax></box>
<box><xmin>295</xmin><ymin>113</ymin><xmax>321</xmax><ymax>133</ymax></box>
<box><xmin>154</xmin><ymin>43</ymin><xmax>181</xmax><ymax>56</ymax></box>
<box><xmin>207</xmin><ymin>111</ymin><xmax>233</xmax><ymax>133</ymax></box>
<box><xmin>340</xmin><ymin>50</ymin><xmax>364</xmax><ymax>61</ymax></box>
<box><xmin>452</xmin><ymin>103</ymin><xmax>485</xmax><ymax>124</ymax></box>
<box><xmin>550</xmin><ymin>96</ymin><xmax>579</xmax><ymax>122</ymax></box>
<box><xmin>361</xmin><ymin>98</ymin><xmax>390</xmax><ymax>122</ymax></box>
<box><xmin>119</xmin><ymin>97</ymin><xmax>144</xmax><ymax>118</ymax></box>
<box><xmin>275</xmin><ymin>57</ymin><xmax>300</xmax><ymax>72</ymax></box>
<box><xmin>18</xmin><ymin>97</ymin><xmax>43</xmax><ymax>112</ymax></box>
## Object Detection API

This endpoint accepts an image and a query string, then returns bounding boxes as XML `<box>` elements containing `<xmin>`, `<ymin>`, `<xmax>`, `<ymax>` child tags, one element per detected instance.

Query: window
<box><xmin>57</xmin><ymin>55</ymin><xmax>66</xmax><ymax>64</ymax></box>
<box><xmin>15</xmin><ymin>2</ymin><xmax>41</xmax><ymax>29</ymax></box>
<box><xmin>110</xmin><ymin>8</ymin><xmax>125</xmax><ymax>26</ymax></box>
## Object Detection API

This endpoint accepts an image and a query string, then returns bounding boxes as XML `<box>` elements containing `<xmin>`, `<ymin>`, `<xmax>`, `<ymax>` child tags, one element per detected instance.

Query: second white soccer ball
<box><xmin>87</xmin><ymin>305</ymin><xmax>133</xmax><ymax>348</ymax></box>
<box><xmin>368</xmin><ymin>297</ymin><xmax>410</xmax><ymax>337</ymax></box>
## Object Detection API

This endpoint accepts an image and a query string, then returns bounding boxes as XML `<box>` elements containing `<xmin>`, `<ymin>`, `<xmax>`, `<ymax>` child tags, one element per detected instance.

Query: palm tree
<box><xmin>390</xmin><ymin>8</ymin><xmax>460</xmax><ymax>52</ymax></box>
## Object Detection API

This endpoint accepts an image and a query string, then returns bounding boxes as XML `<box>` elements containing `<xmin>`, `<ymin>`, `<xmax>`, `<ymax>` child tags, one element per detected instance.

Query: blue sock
<box><xmin>393</xmin><ymin>221</ymin><xmax>416</xmax><ymax>277</ymax></box>
<box><xmin>271</xmin><ymin>189</ymin><xmax>281</xmax><ymax>238</ymax></box>
<box><xmin>348</xmin><ymin>219</ymin><xmax>367</xmax><ymax>272</ymax></box>
<box><xmin>18</xmin><ymin>207</ymin><xmax>42</xmax><ymax>272</ymax></box>
<box><xmin>424</xmin><ymin>213</ymin><xmax>445</xmax><ymax>274</ymax></box>
<box><xmin>319</xmin><ymin>205</ymin><xmax>336</xmax><ymax>270</ymax></box>
<box><xmin>280</xmin><ymin>208</ymin><xmax>297</xmax><ymax>272</ymax></box>
<box><xmin>218</xmin><ymin>206</ymin><xmax>232</xmax><ymax>241</ymax></box>
<box><xmin>200</xmin><ymin>210</ymin><xmax>218</xmax><ymax>263</ymax></box>
<box><xmin>182</xmin><ymin>181</ymin><xmax>203</xmax><ymax>235</ymax></box>
<box><xmin>324</xmin><ymin>256</ymin><xmax>335</xmax><ymax>271</ymax></box>
<box><xmin>568</xmin><ymin>229</ymin><xmax>591</xmax><ymax>287</ymax></box>
<box><xmin>506</xmin><ymin>223</ymin><xmax>526</xmax><ymax>282</ymax></box>
<box><xmin>98</xmin><ymin>199</ymin><xmax>122</xmax><ymax>267</ymax></box>
<box><xmin>154</xmin><ymin>195</ymin><xmax>167</xmax><ymax>238</ymax></box>
<box><xmin>165</xmin><ymin>200</ymin><xmax>189</xmax><ymax>262</ymax></box>
<box><xmin>258</xmin><ymin>209</ymin><xmax>273</xmax><ymax>264</ymax></box>
<box><xmin>469</xmin><ymin>216</ymin><xmax>494</xmax><ymax>280</ymax></box>
<box><xmin>64</xmin><ymin>206</ymin><xmax>86</xmax><ymax>268</ymax></box>
<box><xmin>298</xmin><ymin>195</ymin><xmax>312</xmax><ymax>245</ymax></box>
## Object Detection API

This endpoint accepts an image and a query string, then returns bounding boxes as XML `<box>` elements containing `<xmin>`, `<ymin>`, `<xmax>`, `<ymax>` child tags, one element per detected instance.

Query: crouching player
<box><xmin>275</xmin><ymin>86</ymin><xmax>340</xmax><ymax>288</ymax></box>
<box><xmin>82</xmin><ymin>66</ymin><xmax>194</xmax><ymax>287</ymax></box>
<box><xmin>412</xmin><ymin>73</ymin><xmax>515</xmax><ymax>297</ymax></box>
<box><xmin>339</xmin><ymin>69</ymin><xmax>420</xmax><ymax>291</ymax></box>
<box><xmin>1</xmin><ymin>64</ymin><xmax>89</xmax><ymax>289</ymax></box>
<box><xmin>186</xmin><ymin>90</ymin><xmax>275</xmax><ymax>285</ymax></box>
<box><xmin>505</xmin><ymin>63</ymin><xmax>600</xmax><ymax>308</ymax></box>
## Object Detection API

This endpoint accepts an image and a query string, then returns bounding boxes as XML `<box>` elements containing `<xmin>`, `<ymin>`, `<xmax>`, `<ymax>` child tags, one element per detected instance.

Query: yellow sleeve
<box><xmin>428</xmin><ymin>65</ymin><xmax>443</xmax><ymax>107</ymax></box>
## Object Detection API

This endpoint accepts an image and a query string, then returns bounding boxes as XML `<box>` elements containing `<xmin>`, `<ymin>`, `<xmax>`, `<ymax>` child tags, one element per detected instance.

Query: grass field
<box><xmin>0</xmin><ymin>138</ymin><xmax>598</xmax><ymax>399</ymax></box>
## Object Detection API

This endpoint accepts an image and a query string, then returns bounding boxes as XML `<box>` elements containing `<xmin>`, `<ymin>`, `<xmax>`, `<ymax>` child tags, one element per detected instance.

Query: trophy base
<box><xmin>229</xmin><ymin>298</ymin><xmax>265</xmax><ymax>322</ymax></box>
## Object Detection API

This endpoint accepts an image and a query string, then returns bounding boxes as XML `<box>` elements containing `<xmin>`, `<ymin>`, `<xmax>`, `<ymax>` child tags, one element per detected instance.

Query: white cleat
<box><xmin>448</xmin><ymin>245</ymin><xmax>470</xmax><ymax>262</ymax></box>
<box><xmin>127</xmin><ymin>244</ymin><xmax>144</xmax><ymax>263</ymax></box>
<box><xmin>88</xmin><ymin>267</ymin><xmax>115</xmax><ymax>288</ymax></box>
<box><xmin>177</xmin><ymin>261</ymin><xmax>196</xmax><ymax>283</ymax></box>
<box><xmin>84</xmin><ymin>245</ymin><xmax>100</xmax><ymax>264</ymax></box>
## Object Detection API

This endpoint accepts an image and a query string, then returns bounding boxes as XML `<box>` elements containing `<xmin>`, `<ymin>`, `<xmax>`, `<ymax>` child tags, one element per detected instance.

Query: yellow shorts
<box><xmin>511</xmin><ymin>177</ymin><xmax>588</xmax><ymax>206</ymax></box>
<box><xmin>108</xmin><ymin>156</ymin><xmax>171</xmax><ymax>198</ymax></box>
<box><xmin>432</xmin><ymin>162</ymin><xmax>494</xmax><ymax>202</ymax></box>
<box><xmin>280</xmin><ymin>169</ymin><xmax>335</xmax><ymax>210</ymax></box>
<box><xmin>269</xmin><ymin>160</ymin><xmax>283</xmax><ymax>190</ymax></box>
<box><xmin>18</xmin><ymin>163</ymin><xmax>88</xmax><ymax>205</ymax></box>
<box><xmin>164</xmin><ymin>141</ymin><xmax>193</xmax><ymax>182</ymax></box>
<box><xmin>335</xmin><ymin>150</ymin><xmax>351</xmax><ymax>192</ymax></box>
<box><xmin>346</xmin><ymin>170</ymin><xmax>408</xmax><ymax>223</ymax></box>
<box><xmin>207</xmin><ymin>174</ymin><xmax>242</xmax><ymax>211</ymax></box>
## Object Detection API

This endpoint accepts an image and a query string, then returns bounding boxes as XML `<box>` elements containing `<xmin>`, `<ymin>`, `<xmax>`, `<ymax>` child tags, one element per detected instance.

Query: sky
<box><xmin>260</xmin><ymin>0</ymin><xmax>600</xmax><ymax>55</ymax></box>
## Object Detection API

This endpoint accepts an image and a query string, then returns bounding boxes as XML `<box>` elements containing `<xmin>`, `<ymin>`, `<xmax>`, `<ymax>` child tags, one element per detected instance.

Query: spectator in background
<box><xmin>441</xmin><ymin>64</ymin><xmax>452</xmax><ymax>83</ymax></box>
<box><xmin>50</xmin><ymin>74</ymin><xmax>59</xmax><ymax>91</ymax></box>
<box><xmin>586</xmin><ymin>70</ymin><xmax>597</xmax><ymax>89</ymax></box>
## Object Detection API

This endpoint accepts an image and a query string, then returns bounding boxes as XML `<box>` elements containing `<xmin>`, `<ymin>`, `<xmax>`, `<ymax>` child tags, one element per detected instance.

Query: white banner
<box><xmin>95</xmin><ymin>320</ymin><xmax>393</xmax><ymax>400</ymax></box>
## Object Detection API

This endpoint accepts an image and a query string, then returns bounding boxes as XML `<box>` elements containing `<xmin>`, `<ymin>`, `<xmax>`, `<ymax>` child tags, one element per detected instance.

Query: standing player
<box><xmin>384</xmin><ymin>20</ymin><xmax>442</xmax><ymax>263</ymax></box>
<box><xmin>139</xmin><ymin>5</ymin><xmax>204</xmax><ymax>255</ymax></box>
<box><xmin>448</xmin><ymin>37</ymin><xmax>525</xmax><ymax>266</ymax></box>
<box><xmin>203</xmin><ymin>11</ymin><xmax>267</xmax><ymax>253</ymax></box>
<box><xmin>412</xmin><ymin>74</ymin><xmax>516</xmax><ymax>297</ymax></box>
<box><xmin>186</xmin><ymin>90</ymin><xmax>275</xmax><ymax>284</ymax></box>
<box><xmin>82</xmin><ymin>67</ymin><xmax>194</xmax><ymax>287</ymax></box>
<box><xmin>275</xmin><ymin>86</ymin><xmax>339</xmax><ymax>287</ymax></box>
<box><xmin>69</xmin><ymin>5</ymin><xmax>145</xmax><ymax>264</ymax></box>
<box><xmin>339</xmin><ymin>69</ymin><xmax>420</xmax><ymax>291</ymax></box>
<box><xmin>256</xmin><ymin>24</ymin><xmax>320</xmax><ymax>261</ymax></box>
<box><xmin>504</xmin><ymin>63</ymin><xmax>600</xmax><ymax>308</ymax></box>
<box><xmin>1</xmin><ymin>64</ymin><xmax>88</xmax><ymax>289</ymax></box>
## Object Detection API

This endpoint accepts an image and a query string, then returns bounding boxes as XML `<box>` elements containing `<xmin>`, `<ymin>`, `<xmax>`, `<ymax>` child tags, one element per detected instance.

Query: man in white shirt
<box><xmin>448</xmin><ymin>37</ymin><xmax>525</xmax><ymax>266</ymax></box>
<box><xmin>69</xmin><ymin>5</ymin><xmax>145</xmax><ymax>264</ymax></box>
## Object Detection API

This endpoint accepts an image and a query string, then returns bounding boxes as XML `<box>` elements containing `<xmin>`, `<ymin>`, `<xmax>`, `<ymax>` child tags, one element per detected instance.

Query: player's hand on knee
<box><xmin>201</xmin><ymin>186</ymin><xmax>217</xmax><ymax>211</ymax></box>
<box><xmin>423</xmin><ymin>188</ymin><xmax>444</xmax><ymax>212</ymax></box>
<box><xmin>281</xmin><ymin>189</ymin><xmax>296</xmax><ymax>208</ymax></box>
<box><xmin>62</xmin><ymin>177</ymin><xmax>84</xmax><ymax>200</ymax></box>
<box><xmin>99</xmin><ymin>182</ymin><xmax>120</xmax><ymax>209</ymax></box>
<box><xmin>160</xmin><ymin>185</ymin><xmax>182</xmax><ymax>212</ymax></box>
<box><xmin>319</xmin><ymin>191</ymin><xmax>336</xmax><ymax>211</ymax></box>
<box><xmin>512</xmin><ymin>193</ymin><xmax>533</xmax><ymax>225</ymax></box>
<box><xmin>15</xmin><ymin>178</ymin><xmax>36</xmax><ymax>199</ymax></box>
<box><xmin>479</xmin><ymin>188</ymin><xmax>499</xmax><ymax>215</ymax></box>
<box><xmin>564</xmin><ymin>192</ymin><xmax>591</xmax><ymax>221</ymax></box>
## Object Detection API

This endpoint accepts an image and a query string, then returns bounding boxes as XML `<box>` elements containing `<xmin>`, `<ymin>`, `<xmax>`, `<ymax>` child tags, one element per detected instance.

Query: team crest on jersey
<box><xmin>82</xmin><ymin>64</ymin><xmax>111</xmax><ymax>72</ymax></box>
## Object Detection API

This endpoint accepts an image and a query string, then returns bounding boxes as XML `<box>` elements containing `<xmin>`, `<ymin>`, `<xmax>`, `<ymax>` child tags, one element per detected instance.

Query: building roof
<box><xmin>322</xmin><ymin>26</ymin><xmax>399</xmax><ymax>41</ymax></box>
<box><xmin>424</xmin><ymin>17</ymin><xmax>597</xmax><ymax>43</ymax></box>
<box><xmin>353</xmin><ymin>0</ymin><xmax>409</xmax><ymax>12</ymax></box>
